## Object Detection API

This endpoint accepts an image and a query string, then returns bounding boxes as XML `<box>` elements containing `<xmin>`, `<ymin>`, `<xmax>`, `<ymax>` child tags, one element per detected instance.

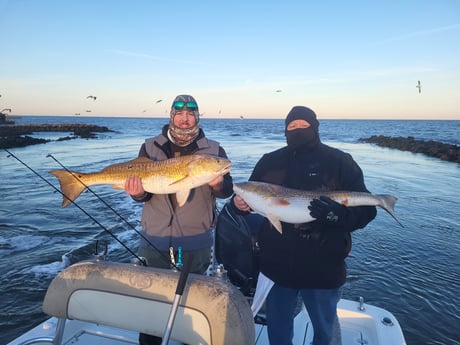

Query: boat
<box><xmin>7</xmin><ymin>203</ymin><xmax>406</xmax><ymax>345</ymax></box>
<box><xmin>7</xmin><ymin>259</ymin><xmax>405</xmax><ymax>345</ymax></box>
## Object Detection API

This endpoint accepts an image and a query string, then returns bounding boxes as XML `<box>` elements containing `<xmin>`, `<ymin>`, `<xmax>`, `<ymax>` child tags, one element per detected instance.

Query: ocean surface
<box><xmin>1</xmin><ymin>116</ymin><xmax>459</xmax><ymax>345</ymax></box>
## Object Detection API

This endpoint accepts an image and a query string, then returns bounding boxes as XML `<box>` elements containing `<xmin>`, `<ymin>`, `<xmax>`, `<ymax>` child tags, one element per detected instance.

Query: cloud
<box><xmin>378</xmin><ymin>23</ymin><xmax>460</xmax><ymax>44</ymax></box>
<box><xmin>109</xmin><ymin>49</ymin><xmax>209</xmax><ymax>65</ymax></box>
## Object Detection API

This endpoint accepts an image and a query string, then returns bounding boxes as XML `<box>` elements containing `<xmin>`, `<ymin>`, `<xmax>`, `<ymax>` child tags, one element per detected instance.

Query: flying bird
<box><xmin>155</xmin><ymin>99</ymin><xmax>162</xmax><ymax>104</ymax></box>
<box><xmin>86</xmin><ymin>95</ymin><xmax>97</xmax><ymax>101</ymax></box>
<box><xmin>275</xmin><ymin>89</ymin><xmax>282</xmax><ymax>93</ymax></box>
<box><xmin>416</xmin><ymin>80</ymin><xmax>422</xmax><ymax>94</ymax></box>
<box><xmin>1</xmin><ymin>108</ymin><xmax>12</xmax><ymax>113</ymax></box>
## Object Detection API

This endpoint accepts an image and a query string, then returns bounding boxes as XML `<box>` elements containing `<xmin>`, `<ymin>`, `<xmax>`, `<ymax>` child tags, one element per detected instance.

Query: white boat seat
<box><xmin>42</xmin><ymin>260</ymin><xmax>255</xmax><ymax>345</ymax></box>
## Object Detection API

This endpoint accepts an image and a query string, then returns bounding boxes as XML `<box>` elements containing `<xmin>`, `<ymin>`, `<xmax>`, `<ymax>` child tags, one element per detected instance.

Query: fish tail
<box><xmin>49</xmin><ymin>170</ymin><xmax>87</xmax><ymax>208</ymax></box>
<box><xmin>377</xmin><ymin>194</ymin><xmax>404</xmax><ymax>228</ymax></box>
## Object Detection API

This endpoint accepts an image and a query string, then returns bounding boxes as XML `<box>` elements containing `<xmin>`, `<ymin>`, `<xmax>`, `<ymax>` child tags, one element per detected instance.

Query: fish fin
<box><xmin>267</xmin><ymin>214</ymin><xmax>283</xmax><ymax>234</ymax></box>
<box><xmin>101</xmin><ymin>157</ymin><xmax>152</xmax><ymax>171</ymax></box>
<box><xmin>126</xmin><ymin>157</ymin><xmax>152</xmax><ymax>164</ymax></box>
<box><xmin>49</xmin><ymin>170</ymin><xmax>87</xmax><ymax>208</ymax></box>
<box><xmin>169</xmin><ymin>176</ymin><xmax>188</xmax><ymax>186</ymax></box>
<box><xmin>176</xmin><ymin>190</ymin><xmax>191</xmax><ymax>207</ymax></box>
<box><xmin>269</xmin><ymin>197</ymin><xmax>291</xmax><ymax>206</ymax></box>
<box><xmin>377</xmin><ymin>194</ymin><xmax>404</xmax><ymax>228</ymax></box>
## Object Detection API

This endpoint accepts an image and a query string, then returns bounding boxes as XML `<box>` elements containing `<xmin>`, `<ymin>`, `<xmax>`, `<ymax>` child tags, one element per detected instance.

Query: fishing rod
<box><xmin>161</xmin><ymin>253</ymin><xmax>194</xmax><ymax>345</ymax></box>
<box><xmin>3</xmin><ymin>148</ymin><xmax>152</xmax><ymax>266</ymax></box>
<box><xmin>45</xmin><ymin>153</ymin><xmax>178</xmax><ymax>269</ymax></box>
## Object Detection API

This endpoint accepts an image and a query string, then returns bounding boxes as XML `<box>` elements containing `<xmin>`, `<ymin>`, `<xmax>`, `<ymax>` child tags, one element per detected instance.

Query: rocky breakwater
<box><xmin>359</xmin><ymin>135</ymin><xmax>460</xmax><ymax>163</ymax></box>
<box><xmin>0</xmin><ymin>123</ymin><xmax>113</xmax><ymax>149</ymax></box>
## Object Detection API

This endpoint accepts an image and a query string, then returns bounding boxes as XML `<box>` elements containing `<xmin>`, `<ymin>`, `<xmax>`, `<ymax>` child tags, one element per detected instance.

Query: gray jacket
<box><xmin>137</xmin><ymin>131</ymin><xmax>233</xmax><ymax>251</ymax></box>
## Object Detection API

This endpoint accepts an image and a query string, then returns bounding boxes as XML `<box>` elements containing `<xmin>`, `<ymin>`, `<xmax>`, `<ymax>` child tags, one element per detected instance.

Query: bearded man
<box><xmin>125</xmin><ymin>94</ymin><xmax>233</xmax><ymax>345</ymax></box>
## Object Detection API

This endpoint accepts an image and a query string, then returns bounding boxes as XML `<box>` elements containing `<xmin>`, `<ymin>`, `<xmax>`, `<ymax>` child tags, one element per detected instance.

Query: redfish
<box><xmin>233</xmin><ymin>181</ymin><xmax>403</xmax><ymax>234</ymax></box>
<box><xmin>50</xmin><ymin>154</ymin><xmax>231</xmax><ymax>208</ymax></box>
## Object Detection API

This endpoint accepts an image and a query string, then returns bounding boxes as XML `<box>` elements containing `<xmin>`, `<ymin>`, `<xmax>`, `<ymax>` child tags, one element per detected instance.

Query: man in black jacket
<box><xmin>233</xmin><ymin>106</ymin><xmax>377</xmax><ymax>345</ymax></box>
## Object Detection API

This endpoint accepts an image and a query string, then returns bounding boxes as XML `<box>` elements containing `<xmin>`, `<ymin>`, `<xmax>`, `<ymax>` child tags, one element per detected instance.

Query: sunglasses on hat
<box><xmin>173</xmin><ymin>101</ymin><xmax>198</xmax><ymax>111</ymax></box>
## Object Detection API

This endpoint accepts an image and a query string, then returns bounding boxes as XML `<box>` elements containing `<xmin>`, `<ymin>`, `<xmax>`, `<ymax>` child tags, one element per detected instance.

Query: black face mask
<box><xmin>286</xmin><ymin>127</ymin><xmax>319</xmax><ymax>151</ymax></box>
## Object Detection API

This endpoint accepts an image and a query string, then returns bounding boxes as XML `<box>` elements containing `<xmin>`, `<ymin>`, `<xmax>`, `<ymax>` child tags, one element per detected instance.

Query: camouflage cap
<box><xmin>170</xmin><ymin>94</ymin><xmax>200</xmax><ymax>119</ymax></box>
<box><xmin>168</xmin><ymin>94</ymin><xmax>200</xmax><ymax>147</ymax></box>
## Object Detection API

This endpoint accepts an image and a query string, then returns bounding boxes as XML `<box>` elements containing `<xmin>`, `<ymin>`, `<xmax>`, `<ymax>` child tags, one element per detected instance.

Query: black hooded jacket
<box><xmin>249</xmin><ymin>142</ymin><xmax>377</xmax><ymax>289</ymax></box>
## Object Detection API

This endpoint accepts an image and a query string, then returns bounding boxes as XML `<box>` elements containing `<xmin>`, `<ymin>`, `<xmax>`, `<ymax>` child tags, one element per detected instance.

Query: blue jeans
<box><xmin>266</xmin><ymin>284</ymin><xmax>342</xmax><ymax>345</ymax></box>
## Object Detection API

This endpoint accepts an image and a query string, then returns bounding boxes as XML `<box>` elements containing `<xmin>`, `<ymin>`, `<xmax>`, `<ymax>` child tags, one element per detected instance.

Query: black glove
<box><xmin>308</xmin><ymin>196</ymin><xmax>349</xmax><ymax>228</ymax></box>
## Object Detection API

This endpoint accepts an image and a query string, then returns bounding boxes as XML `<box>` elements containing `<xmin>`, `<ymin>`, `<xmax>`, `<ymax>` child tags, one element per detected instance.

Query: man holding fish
<box><xmin>124</xmin><ymin>95</ymin><xmax>233</xmax><ymax>345</ymax></box>
<box><xmin>233</xmin><ymin>106</ymin><xmax>377</xmax><ymax>345</ymax></box>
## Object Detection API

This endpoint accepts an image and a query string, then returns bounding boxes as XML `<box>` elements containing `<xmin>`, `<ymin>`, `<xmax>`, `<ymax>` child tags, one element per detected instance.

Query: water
<box><xmin>1</xmin><ymin>116</ymin><xmax>459</xmax><ymax>345</ymax></box>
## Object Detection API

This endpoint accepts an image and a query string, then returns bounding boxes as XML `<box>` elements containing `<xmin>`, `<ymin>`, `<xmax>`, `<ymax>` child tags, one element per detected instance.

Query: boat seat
<box><xmin>42</xmin><ymin>260</ymin><xmax>255</xmax><ymax>345</ymax></box>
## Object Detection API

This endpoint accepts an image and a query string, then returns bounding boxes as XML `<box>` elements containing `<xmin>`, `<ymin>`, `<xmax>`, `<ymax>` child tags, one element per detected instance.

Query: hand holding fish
<box><xmin>308</xmin><ymin>196</ymin><xmax>349</xmax><ymax>227</ymax></box>
<box><xmin>208</xmin><ymin>175</ymin><xmax>223</xmax><ymax>189</ymax></box>
<box><xmin>124</xmin><ymin>176</ymin><xmax>145</xmax><ymax>198</ymax></box>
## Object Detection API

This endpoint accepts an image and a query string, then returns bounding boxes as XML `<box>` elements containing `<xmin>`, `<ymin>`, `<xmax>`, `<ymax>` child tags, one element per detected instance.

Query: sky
<box><xmin>1</xmin><ymin>0</ymin><xmax>459</xmax><ymax>120</ymax></box>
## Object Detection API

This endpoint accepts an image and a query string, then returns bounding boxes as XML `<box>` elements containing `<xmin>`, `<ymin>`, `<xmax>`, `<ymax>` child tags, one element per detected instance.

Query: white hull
<box><xmin>7</xmin><ymin>260</ymin><xmax>406</xmax><ymax>345</ymax></box>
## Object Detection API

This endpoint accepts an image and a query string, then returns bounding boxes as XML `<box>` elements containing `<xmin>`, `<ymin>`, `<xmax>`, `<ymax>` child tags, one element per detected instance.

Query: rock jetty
<box><xmin>0</xmin><ymin>112</ymin><xmax>14</xmax><ymax>125</ymax></box>
<box><xmin>0</xmin><ymin>123</ymin><xmax>113</xmax><ymax>149</ymax></box>
<box><xmin>359</xmin><ymin>135</ymin><xmax>460</xmax><ymax>163</ymax></box>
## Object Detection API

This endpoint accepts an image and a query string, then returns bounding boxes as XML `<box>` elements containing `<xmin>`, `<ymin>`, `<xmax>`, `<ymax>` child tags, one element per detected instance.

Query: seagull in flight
<box><xmin>275</xmin><ymin>89</ymin><xmax>282</xmax><ymax>93</ymax></box>
<box><xmin>416</xmin><ymin>80</ymin><xmax>422</xmax><ymax>94</ymax></box>
<box><xmin>1</xmin><ymin>108</ymin><xmax>12</xmax><ymax>113</ymax></box>
<box><xmin>86</xmin><ymin>95</ymin><xmax>97</xmax><ymax>101</ymax></box>
<box><xmin>155</xmin><ymin>99</ymin><xmax>162</xmax><ymax>104</ymax></box>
